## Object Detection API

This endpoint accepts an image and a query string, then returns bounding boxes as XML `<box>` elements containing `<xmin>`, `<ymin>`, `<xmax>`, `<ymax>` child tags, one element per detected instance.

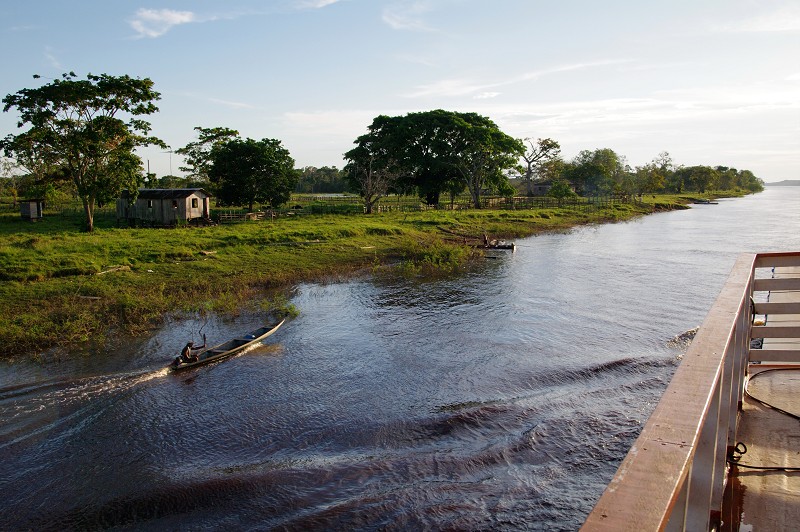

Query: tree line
<box><xmin>1</xmin><ymin>73</ymin><xmax>763</xmax><ymax>231</ymax></box>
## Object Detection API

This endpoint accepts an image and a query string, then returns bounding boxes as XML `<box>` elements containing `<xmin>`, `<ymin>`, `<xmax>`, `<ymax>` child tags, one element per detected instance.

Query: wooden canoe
<box><xmin>169</xmin><ymin>318</ymin><xmax>286</xmax><ymax>372</ymax></box>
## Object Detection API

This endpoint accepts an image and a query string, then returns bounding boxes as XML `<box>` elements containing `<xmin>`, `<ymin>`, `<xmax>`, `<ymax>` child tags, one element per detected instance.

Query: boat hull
<box><xmin>170</xmin><ymin>318</ymin><xmax>286</xmax><ymax>372</ymax></box>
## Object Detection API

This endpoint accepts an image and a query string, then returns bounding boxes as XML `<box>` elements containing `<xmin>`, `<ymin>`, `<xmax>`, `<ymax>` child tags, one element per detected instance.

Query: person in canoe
<box><xmin>175</xmin><ymin>334</ymin><xmax>206</xmax><ymax>365</ymax></box>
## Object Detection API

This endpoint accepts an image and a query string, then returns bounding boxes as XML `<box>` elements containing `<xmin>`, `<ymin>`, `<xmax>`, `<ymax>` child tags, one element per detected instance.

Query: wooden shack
<box><xmin>20</xmin><ymin>199</ymin><xmax>44</xmax><ymax>221</ymax></box>
<box><xmin>531</xmin><ymin>181</ymin><xmax>553</xmax><ymax>196</ymax></box>
<box><xmin>117</xmin><ymin>188</ymin><xmax>211</xmax><ymax>226</ymax></box>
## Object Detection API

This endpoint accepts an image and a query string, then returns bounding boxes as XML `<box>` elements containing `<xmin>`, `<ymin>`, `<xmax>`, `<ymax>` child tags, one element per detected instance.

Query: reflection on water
<box><xmin>1</xmin><ymin>188</ymin><xmax>798</xmax><ymax>530</ymax></box>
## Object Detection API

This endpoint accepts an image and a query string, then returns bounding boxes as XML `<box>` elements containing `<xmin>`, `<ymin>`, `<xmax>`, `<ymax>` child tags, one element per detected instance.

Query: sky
<box><xmin>1</xmin><ymin>0</ymin><xmax>799</xmax><ymax>182</ymax></box>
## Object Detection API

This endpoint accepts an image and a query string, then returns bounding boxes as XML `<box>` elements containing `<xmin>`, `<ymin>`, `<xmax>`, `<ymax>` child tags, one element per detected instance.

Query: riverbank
<box><xmin>0</xmin><ymin>193</ymin><xmax>731</xmax><ymax>359</ymax></box>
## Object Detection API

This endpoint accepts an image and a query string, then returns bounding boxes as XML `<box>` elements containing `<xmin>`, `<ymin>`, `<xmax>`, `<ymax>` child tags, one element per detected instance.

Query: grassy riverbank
<box><xmin>0</xmin><ymin>193</ymin><xmax>719</xmax><ymax>359</ymax></box>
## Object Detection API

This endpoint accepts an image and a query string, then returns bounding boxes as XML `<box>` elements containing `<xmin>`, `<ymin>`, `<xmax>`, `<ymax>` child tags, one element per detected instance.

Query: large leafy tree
<box><xmin>713</xmin><ymin>165</ymin><xmax>763</xmax><ymax>192</ymax></box>
<box><xmin>714</xmin><ymin>166</ymin><xmax>737</xmax><ymax>191</ymax></box>
<box><xmin>347</xmin><ymin>110</ymin><xmax>522</xmax><ymax>209</ymax></box>
<box><xmin>735</xmin><ymin>169</ymin><xmax>764</xmax><ymax>192</ymax></box>
<box><xmin>208</xmin><ymin>137</ymin><xmax>297</xmax><ymax>212</ymax></box>
<box><xmin>684</xmin><ymin>165</ymin><xmax>719</xmax><ymax>193</ymax></box>
<box><xmin>387</xmin><ymin>110</ymin><xmax>465</xmax><ymax>205</ymax></box>
<box><xmin>176</xmin><ymin>126</ymin><xmax>239</xmax><ymax>189</ymax></box>
<box><xmin>446</xmin><ymin>113</ymin><xmax>524</xmax><ymax>208</ymax></box>
<box><xmin>296</xmin><ymin>166</ymin><xmax>347</xmax><ymax>193</ymax></box>
<box><xmin>565</xmin><ymin>148</ymin><xmax>628</xmax><ymax>195</ymax></box>
<box><xmin>633</xmin><ymin>152</ymin><xmax>673</xmax><ymax>195</ymax></box>
<box><xmin>1</xmin><ymin>73</ymin><xmax>165</xmax><ymax>231</ymax></box>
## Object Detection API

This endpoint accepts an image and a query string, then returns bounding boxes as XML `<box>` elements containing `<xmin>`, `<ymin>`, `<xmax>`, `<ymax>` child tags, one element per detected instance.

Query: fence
<box><xmin>0</xmin><ymin>200</ymin><xmax>118</xmax><ymax>223</ymax></box>
<box><xmin>5</xmin><ymin>193</ymin><xmax>635</xmax><ymax>225</ymax></box>
<box><xmin>212</xmin><ymin>193</ymin><xmax>635</xmax><ymax>220</ymax></box>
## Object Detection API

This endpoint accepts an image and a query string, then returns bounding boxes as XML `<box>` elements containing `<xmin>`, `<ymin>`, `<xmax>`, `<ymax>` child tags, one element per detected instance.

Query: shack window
<box><xmin>147</xmin><ymin>200</ymin><xmax>153</xmax><ymax>209</ymax></box>
<box><xmin>191</xmin><ymin>198</ymin><xmax>198</xmax><ymax>208</ymax></box>
<box><xmin>172</xmin><ymin>200</ymin><xmax>178</xmax><ymax>209</ymax></box>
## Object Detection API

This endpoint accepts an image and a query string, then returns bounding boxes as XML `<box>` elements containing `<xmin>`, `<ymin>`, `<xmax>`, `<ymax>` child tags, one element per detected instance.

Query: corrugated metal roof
<box><xmin>121</xmin><ymin>188</ymin><xmax>211</xmax><ymax>199</ymax></box>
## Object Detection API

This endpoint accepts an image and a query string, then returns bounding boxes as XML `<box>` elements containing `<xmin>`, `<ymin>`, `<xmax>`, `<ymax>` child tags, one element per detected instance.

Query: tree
<box><xmin>346</xmin><ymin>110</ymin><xmax>456</xmax><ymax>205</ymax></box>
<box><xmin>295</xmin><ymin>166</ymin><xmax>348</xmax><ymax>193</ymax></box>
<box><xmin>208</xmin><ymin>138</ymin><xmax>297</xmax><ymax>211</ymax></box>
<box><xmin>667</xmin><ymin>165</ymin><xmax>687</xmax><ymax>193</ymax></box>
<box><xmin>2</xmin><ymin>131</ymin><xmax>62</xmax><ymax>201</ymax></box>
<box><xmin>547</xmin><ymin>178</ymin><xmax>577</xmax><ymax>206</ymax></box>
<box><xmin>176</xmin><ymin>126</ymin><xmax>239</xmax><ymax>189</ymax></box>
<box><xmin>685</xmin><ymin>165</ymin><xmax>719</xmax><ymax>193</ymax></box>
<box><xmin>714</xmin><ymin>166</ymin><xmax>737</xmax><ymax>191</ymax></box>
<box><xmin>520</xmin><ymin>138</ymin><xmax>561</xmax><ymax>195</ymax></box>
<box><xmin>442</xmin><ymin>113</ymin><xmax>524</xmax><ymax>208</ymax></box>
<box><xmin>0</xmin><ymin>157</ymin><xmax>21</xmax><ymax>206</ymax></box>
<box><xmin>345</xmin><ymin>110</ymin><xmax>521</xmax><ymax>209</ymax></box>
<box><xmin>344</xmin><ymin>156</ymin><xmax>401</xmax><ymax>214</ymax></box>
<box><xmin>387</xmin><ymin>110</ymin><xmax>465</xmax><ymax>205</ymax></box>
<box><xmin>1</xmin><ymin>72</ymin><xmax>165</xmax><ymax>231</ymax></box>
<box><xmin>633</xmin><ymin>152</ymin><xmax>673</xmax><ymax>195</ymax></box>
<box><xmin>538</xmin><ymin>157</ymin><xmax>566</xmax><ymax>183</ymax></box>
<box><xmin>153</xmin><ymin>174</ymin><xmax>190</xmax><ymax>188</ymax></box>
<box><xmin>736</xmin><ymin>169</ymin><xmax>764</xmax><ymax>192</ymax></box>
<box><xmin>344</xmin><ymin>128</ymin><xmax>403</xmax><ymax>214</ymax></box>
<box><xmin>567</xmin><ymin>148</ymin><xmax>627</xmax><ymax>194</ymax></box>
<box><xmin>384</xmin><ymin>110</ymin><xmax>521</xmax><ymax>207</ymax></box>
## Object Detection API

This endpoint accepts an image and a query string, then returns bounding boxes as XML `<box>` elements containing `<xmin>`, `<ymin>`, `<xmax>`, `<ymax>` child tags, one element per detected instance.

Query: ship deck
<box><xmin>722</xmin><ymin>266</ymin><xmax>800</xmax><ymax>531</ymax></box>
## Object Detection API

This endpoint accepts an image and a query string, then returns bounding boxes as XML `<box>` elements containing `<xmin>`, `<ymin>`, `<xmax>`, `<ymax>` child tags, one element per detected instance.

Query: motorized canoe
<box><xmin>170</xmin><ymin>318</ymin><xmax>286</xmax><ymax>371</ymax></box>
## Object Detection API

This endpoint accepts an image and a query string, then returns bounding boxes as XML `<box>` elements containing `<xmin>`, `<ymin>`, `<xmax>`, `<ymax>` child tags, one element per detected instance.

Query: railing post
<box><xmin>664</xmin><ymin>477</ymin><xmax>689</xmax><ymax>532</ymax></box>
<box><xmin>685</xmin><ymin>374</ymin><xmax>721</xmax><ymax>529</ymax></box>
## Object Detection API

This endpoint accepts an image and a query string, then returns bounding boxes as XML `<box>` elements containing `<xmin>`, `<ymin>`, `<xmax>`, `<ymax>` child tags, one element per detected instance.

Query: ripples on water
<box><xmin>1</xmin><ymin>188</ymin><xmax>798</xmax><ymax>530</ymax></box>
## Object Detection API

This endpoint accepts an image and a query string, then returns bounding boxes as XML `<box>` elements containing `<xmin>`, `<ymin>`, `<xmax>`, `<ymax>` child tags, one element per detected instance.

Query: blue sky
<box><xmin>1</xmin><ymin>0</ymin><xmax>798</xmax><ymax>181</ymax></box>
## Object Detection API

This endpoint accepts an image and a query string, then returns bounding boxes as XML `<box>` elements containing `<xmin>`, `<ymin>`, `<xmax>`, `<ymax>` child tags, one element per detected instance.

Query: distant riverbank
<box><xmin>765</xmin><ymin>180</ymin><xmax>800</xmax><ymax>186</ymax></box>
<box><xmin>0</xmin><ymin>192</ymin><xmax>738</xmax><ymax>359</ymax></box>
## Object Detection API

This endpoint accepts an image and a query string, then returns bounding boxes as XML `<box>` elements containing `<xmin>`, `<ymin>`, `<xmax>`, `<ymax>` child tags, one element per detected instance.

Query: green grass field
<box><xmin>0</xmin><ymin>193</ymin><xmax>711</xmax><ymax>359</ymax></box>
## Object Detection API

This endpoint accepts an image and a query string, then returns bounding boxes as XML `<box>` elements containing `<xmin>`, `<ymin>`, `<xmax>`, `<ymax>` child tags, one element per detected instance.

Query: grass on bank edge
<box><xmin>0</xmin><ymin>193</ymin><xmax>715</xmax><ymax>360</ymax></box>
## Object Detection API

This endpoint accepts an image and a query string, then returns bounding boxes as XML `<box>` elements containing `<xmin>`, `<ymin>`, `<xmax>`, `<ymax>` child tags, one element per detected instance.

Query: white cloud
<box><xmin>129</xmin><ymin>9</ymin><xmax>199</xmax><ymax>38</ymax></box>
<box><xmin>716</xmin><ymin>5</ymin><xmax>800</xmax><ymax>33</ymax></box>
<box><xmin>43</xmin><ymin>46</ymin><xmax>62</xmax><ymax>69</ymax></box>
<box><xmin>405</xmin><ymin>78</ymin><xmax>487</xmax><ymax>98</ymax></box>
<box><xmin>9</xmin><ymin>25</ymin><xmax>39</xmax><ymax>32</ymax></box>
<box><xmin>129</xmin><ymin>3</ymin><xmax>339</xmax><ymax>38</ymax></box>
<box><xmin>475</xmin><ymin>92</ymin><xmax>501</xmax><ymax>99</ymax></box>
<box><xmin>383</xmin><ymin>1</ymin><xmax>437</xmax><ymax>32</ymax></box>
<box><xmin>283</xmin><ymin>109</ymin><xmax>382</xmax><ymax>136</ymax></box>
<box><xmin>394</xmin><ymin>52</ymin><xmax>438</xmax><ymax>67</ymax></box>
<box><xmin>295</xmin><ymin>0</ymin><xmax>342</xmax><ymax>7</ymax></box>
<box><xmin>207</xmin><ymin>97</ymin><xmax>258</xmax><ymax>110</ymax></box>
<box><xmin>479</xmin><ymin>83</ymin><xmax>800</xmax><ymax>158</ymax></box>
<box><xmin>280</xmin><ymin>109</ymin><xmax>391</xmax><ymax>166</ymax></box>
<box><xmin>405</xmin><ymin>59</ymin><xmax>630</xmax><ymax>98</ymax></box>
<box><xmin>518</xmin><ymin>60</ymin><xmax>631</xmax><ymax>82</ymax></box>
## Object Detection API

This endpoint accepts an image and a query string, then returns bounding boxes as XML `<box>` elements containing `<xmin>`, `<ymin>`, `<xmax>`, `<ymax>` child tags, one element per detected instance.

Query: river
<box><xmin>1</xmin><ymin>187</ymin><xmax>799</xmax><ymax>531</ymax></box>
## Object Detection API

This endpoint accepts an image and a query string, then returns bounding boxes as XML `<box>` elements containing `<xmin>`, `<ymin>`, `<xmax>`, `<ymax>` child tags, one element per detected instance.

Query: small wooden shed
<box><xmin>117</xmin><ymin>188</ymin><xmax>211</xmax><ymax>226</ymax></box>
<box><xmin>20</xmin><ymin>199</ymin><xmax>44</xmax><ymax>221</ymax></box>
<box><xmin>531</xmin><ymin>181</ymin><xmax>553</xmax><ymax>196</ymax></box>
